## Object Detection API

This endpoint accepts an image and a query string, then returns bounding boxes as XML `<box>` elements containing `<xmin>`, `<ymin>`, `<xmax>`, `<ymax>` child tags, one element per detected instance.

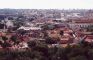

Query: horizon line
<box><xmin>0</xmin><ymin>8</ymin><xmax>93</xmax><ymax>10</ymax></box>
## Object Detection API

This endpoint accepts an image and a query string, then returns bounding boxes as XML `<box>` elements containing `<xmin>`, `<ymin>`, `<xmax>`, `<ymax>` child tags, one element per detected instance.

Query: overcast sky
<box><xmin>0</xmin><ymin>0</ymin><xmax>93</xmax><ymax>9</ymax></box>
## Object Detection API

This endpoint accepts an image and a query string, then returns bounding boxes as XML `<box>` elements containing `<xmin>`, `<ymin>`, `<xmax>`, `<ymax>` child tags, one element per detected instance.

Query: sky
<box><xmin>0</xmin><ymin>0</ymin><xmax>93</xmax><ymax>9</ymax></box>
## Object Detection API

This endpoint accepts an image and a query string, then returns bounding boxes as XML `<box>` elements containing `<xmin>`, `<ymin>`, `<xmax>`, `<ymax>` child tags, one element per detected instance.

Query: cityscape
<box><xmin>0</xmin><ymin>9</ymin><xmax>92</xmax><ymax>60</ymax></box>
<box><xmin>0</xmin><ymin>0</ymin><xmax>93</xmax><ymax>60</ymax></box>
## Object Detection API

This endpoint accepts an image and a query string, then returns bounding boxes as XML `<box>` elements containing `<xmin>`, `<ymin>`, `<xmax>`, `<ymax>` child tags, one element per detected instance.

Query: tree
<box><xmin>2</xmin><ymin>36</ymin><xmax>8</xmax><ymax>41</ymax></box>
<box><xmin>79</xmin><ymin>40</ymin><xmax>89</xmax><ymax>47</ymax></box>
<box><xmin>45</xmin><ymin>37</ymin><xmax>58</xmax><ymax>44</ymax></box>
<box><xmin>1</xmin><ymin>41</ymin><xmax>12</xmax><ymax>48</ymax></box>
<box><xmin>0</xmin><ymin>24</ymin><xmax>5</xmax><ymax>29</ymax></box>
<box><xmin>17</xmin><ymin>29</ymin><xmax>26</xmax><ymax>35</ymax></box>
<box><xmin>27</xmin><ymin>41</ymin><xmax>36</xmax><ymax>48</ymax></box>
<box><xmin>10</xmin><ymin>35</ymin><xmax>17</xmax><ymax>42</ymax></box>
<box><xmin>51</xmin><ymin>47</ymin><xmax>68</xmax><ymax>60</ymax></box>
<box><xmin>60</xmin><ymin>30</ymin><xmax>64</xmax><ymax>36</ymax></box>
<box><xmin>70</xmin><ymin>55</ymin><xmax>88</xmax><ymax>60</ymax></box>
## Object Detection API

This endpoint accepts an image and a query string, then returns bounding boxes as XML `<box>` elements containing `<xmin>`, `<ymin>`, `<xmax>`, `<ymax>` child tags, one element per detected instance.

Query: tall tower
<box><xmin>3</xmin><ymin>18</ymin><xmax>8</xmax><ymax>32</ymax></box>
<box><xmin>61</xmin><ymin>13</ymin><xmax>66</xmax><ymax>21</ymax></box>
<box><xmin>61</xmin><ymin>13</ymin><xmax>65</xmax><ymax>18</ymax></box>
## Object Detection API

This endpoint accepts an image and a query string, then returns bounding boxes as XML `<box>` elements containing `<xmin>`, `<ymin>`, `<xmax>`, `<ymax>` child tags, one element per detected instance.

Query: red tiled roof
<box><xmin>86</xmin><ymin>35</ymin><xmax>93</xmax><ymax>39</ymax></box>
<box><xmin>74</xmin><ymin>20</ymin><xmax>93</xmax><ymax>23</ymax></box>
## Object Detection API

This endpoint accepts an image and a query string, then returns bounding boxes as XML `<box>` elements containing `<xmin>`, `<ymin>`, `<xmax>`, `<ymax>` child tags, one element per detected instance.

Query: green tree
<box><xmin>27</xmin><ymin>41</ymin><xmax>36</xmax><ymax>48</ymax></box>
<box><xmin>10</xmin><ymin>35</ymin><xmax>17</xmax><ymax>42</ymax></box>
<box><xmin>2</xmin><ymin>36</ymin><xmax>8</xmax><ymax>41</ymax></box>
<box><xmin>70</xmin><ymin>55</ymin><xmax>88</xmax><ymax>60</ymax></box>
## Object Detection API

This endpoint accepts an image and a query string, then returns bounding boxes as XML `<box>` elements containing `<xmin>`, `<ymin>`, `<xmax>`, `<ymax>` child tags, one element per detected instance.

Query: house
<box><xmin>18</xmin><ymin>26</ymin><xmax>42</xmax><ymax>31</ymax></box>
<box><xmin>68</xmin><ymin>19</ymin><xmax>93</xmax><ymax>29</ymax></box>
<box><xmin>85</xmin><ymin>35</ymin><xmax>93</xmax><ymax>43</ymax></box>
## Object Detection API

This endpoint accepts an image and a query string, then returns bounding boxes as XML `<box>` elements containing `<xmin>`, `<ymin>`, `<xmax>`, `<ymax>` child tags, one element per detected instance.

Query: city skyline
<box><xmin>0</xmin><ymin>0</ymin><xmax>93</xmax><ymax>9</ymax></box>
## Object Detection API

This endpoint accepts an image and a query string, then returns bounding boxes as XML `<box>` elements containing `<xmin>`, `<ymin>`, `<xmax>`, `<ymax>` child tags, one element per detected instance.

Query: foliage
<box><xmin>10</xmin><ymin>35</ymin><xmax>17</xmax><ymax>42</ymax></box>
<box><xmin>0</xmin><ymin>41</ymin><xmax>93</xmax><ymax>60</ymax></box>
<box><xmin>2</xmin><ymin>36</ymin><xmax>8</xmax><ymax>41</ymax></box>
<box><xmin>27</xmin><ymin>40</ymin><xmax>36</xmax><ymax>48</ymax></box>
